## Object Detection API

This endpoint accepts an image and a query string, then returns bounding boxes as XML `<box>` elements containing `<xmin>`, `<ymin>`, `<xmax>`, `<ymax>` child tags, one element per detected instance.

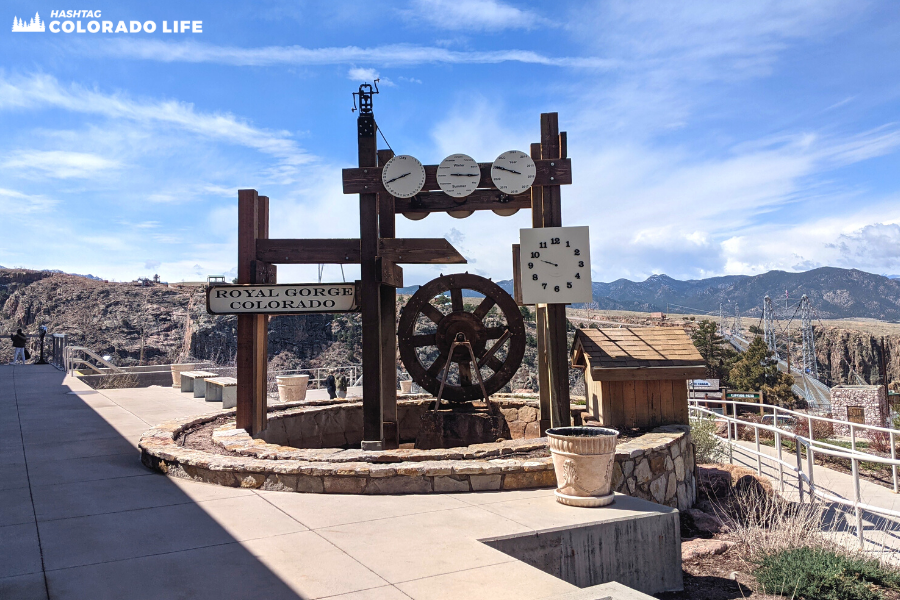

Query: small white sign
<box><xmin>206</xmin><ymin>283</ymin><xmax>358</xmax><ymax>315</ymax></box>
<box><xmin>519</xmin><ymin>226</ymin><xmax>592</xmax><ymax>305</ymax></box>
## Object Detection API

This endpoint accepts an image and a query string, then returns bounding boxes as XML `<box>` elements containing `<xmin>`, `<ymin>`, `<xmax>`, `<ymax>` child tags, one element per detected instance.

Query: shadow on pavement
<box><xmin>0</xmin><ymin>364</ymin><xmax>307</xmax><ymax>600</ymax></box>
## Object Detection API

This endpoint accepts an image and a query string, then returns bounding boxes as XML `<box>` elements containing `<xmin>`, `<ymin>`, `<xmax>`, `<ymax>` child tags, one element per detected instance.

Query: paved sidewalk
<box><xmin>729</xmin><ymin>439</ymin><xmax>900</xmax><ymax>559</ymax></box>
<box><xmin>0</xmin><ymin>365</ymin><xmax>659</xmax><ymax>599</ymax></box>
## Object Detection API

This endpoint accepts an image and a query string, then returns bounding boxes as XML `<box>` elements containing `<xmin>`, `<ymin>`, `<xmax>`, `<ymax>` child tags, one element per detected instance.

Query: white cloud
<box><xmin>85</xmin><ymin>39</ymin><xmax>615</xmax><ymax>69</ymax></box>
<box><xmin>0</xmin><ymin>187</ymin><xmax>58</xmax><ymax>214</ymax></box>
<box><xmin>0</xmin><ymin>73</ymin><xmax>313</xmax><ymax>174</ymax></box>
<box><xmin>347</xmin><ymin>67</ymin><xmax>394</xmax><ymax>86</ymax></box>
<box><xmin>2</xmin><ymin>150</ymin><xmax>119</xmax><ymax>179</ymax></box>
<box><xmin>402</xmin><ymin>0</ymin><xmax>547</xmax><ymax>31</ymax></box>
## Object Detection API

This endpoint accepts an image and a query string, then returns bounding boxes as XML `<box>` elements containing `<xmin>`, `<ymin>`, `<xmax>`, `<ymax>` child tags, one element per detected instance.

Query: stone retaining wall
<box><xmin>138</xmin><ymin>400</ymin><xmax>696</xmax><ymax>509</ymax></box>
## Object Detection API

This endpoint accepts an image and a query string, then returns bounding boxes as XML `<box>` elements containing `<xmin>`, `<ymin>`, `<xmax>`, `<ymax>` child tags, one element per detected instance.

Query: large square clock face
<box><xmin>519</xmin><ymin>226</ymin><xmax>592</xmax><ymax>305</ymax></box>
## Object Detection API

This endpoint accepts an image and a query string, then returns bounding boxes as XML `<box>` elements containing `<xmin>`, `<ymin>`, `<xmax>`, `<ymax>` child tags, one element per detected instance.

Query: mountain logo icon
<box><xmin>12</xmin><ymin>12</ymin><xmax>45</xmax><ymax>32</ymax></box>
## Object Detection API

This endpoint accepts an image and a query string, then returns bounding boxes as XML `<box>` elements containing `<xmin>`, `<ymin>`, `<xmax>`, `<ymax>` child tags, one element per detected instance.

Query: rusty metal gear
<box><xmin>398</xmin><ymin>273</ymin><xmax>526</xmax><ymax>401</ymax></box>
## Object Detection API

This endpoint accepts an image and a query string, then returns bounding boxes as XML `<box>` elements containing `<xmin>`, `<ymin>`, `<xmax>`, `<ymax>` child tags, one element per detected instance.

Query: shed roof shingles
<box><xmin>573</xmin><ymin>327</ymin><xmax>704</xmax><ymax>370</ymax></box>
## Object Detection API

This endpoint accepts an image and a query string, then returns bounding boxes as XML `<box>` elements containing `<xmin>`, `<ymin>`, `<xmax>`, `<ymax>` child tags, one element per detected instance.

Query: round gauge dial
<box><xmin>436</xmin><ymin>153</ymin><xmax>481</xmax><ymax>198</ymax></box>
<box><xmin>381</xmin><ymin>155</ymin><xmax>426</xmax><ymax>199</ymax></box>
<box><xmin>490</xmin><ymin>150</ymin><xmax>536</xmax><ymax>196</ymax></box>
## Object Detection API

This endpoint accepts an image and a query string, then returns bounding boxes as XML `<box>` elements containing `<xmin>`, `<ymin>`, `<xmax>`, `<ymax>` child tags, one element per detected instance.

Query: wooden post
<box><xmin>378</xmin><ymin>148</ymin><xmax>399</xmax><ymax>449</ymax></box>
<box><xmin>530</xmin><ymin>142</ymin><xmax>552</xmax><ymax>434</ymax></box>
<box><xmin>236</xmin><ymin>189</ymin><xmax>269</xmax><ymax>434</ymax></box>
<box><xmin>541</xmin><ymin>113</ymin><xmax>571</xmax><ymax>428</ymax></box>
<box><xmin>359</xmin><ymin>108</ymin><xmax>383</xmax><ymax>450</ymax></box>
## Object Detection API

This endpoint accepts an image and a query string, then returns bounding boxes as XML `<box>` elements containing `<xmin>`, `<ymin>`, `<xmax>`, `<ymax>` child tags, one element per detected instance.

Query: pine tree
<box><xmin>690</xmin><ymin>319</ymin><xmax>738</xmax><ymax>383</ymax></box>
<box><xmin>729</xmin><ymin>336</ymin><xmax>799</xmax><ymax>408</ymax></box>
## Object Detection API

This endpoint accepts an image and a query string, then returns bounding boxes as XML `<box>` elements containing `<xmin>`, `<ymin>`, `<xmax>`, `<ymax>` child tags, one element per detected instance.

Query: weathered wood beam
<box><xmin>256</xmin><ymin>239</ymin><xmax>361</xmax><ymax>264</ymax></box>
<box><xmin>590</xmin><ymin>366</ymin><xmax>708</xmax><ymax>382</ymax></box>
<box><xmin>257</xmin><ymin>238</ymin><xmax>464</xmax><ymax>265</ymax></box>
<box><xmin>342</xmin><ymin>159</ymin><xmax>572</xmax><ymax>195</ymax></box>
<box><xmin>395</xmin><ymin>190</ymin><xmax>532</xmax><ymax>216</ymax></box>
<box><xmin>379</xmin><ymin>238</ymin><xmax>466</xmax><ymax>264</ymax></box>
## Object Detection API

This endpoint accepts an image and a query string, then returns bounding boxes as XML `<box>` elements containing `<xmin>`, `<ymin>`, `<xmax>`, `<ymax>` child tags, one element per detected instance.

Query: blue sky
<box><xmin>1</xmin><ymin>0</ymin><xmax>899</xmax><ymax>285</ymax></box>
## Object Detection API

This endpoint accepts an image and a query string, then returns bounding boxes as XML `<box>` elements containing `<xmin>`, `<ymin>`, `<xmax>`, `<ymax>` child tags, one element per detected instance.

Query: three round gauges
<box><xmin>381</xmin><ymin>151</ymin><xmax>537</xmax><ymax>220</ymax></box>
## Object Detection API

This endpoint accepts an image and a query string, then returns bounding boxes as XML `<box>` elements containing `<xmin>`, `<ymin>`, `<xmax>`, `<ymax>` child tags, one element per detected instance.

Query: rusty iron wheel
<box><xmin>398</xmin><ymin>273</ymin><xmax>526</xmax><ymax>401</ymax></box>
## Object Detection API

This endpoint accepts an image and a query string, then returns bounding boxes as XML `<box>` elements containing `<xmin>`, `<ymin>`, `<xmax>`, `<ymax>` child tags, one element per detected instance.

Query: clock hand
<box><xmin>494</xmin><ymin>165</ymin><xmax>522</xmax><ymax>175</ymax></box>
<box><xmin>541</xmin><ymin>260</ymin><xmax>559</xmax><ymax>267</ymax></box>
<box><xmin>449</xmin><ymin>173</ymin><xmax>480</xmax><ymax>177</ymax></box>
<box><xmin>385</xmin><ymin>172</ymin><xmax>411</xmax><ymax>184</ymax></box>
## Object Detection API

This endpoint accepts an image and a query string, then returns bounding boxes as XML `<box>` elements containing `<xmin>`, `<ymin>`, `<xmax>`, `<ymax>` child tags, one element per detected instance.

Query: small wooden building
<box><xmin>571</xmin><ymin>327</ymin><xmax>707</xmax><ymax>429</ymax></box>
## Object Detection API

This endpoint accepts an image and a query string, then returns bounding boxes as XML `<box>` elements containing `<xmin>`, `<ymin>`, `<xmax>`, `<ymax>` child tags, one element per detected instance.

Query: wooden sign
<box><xmin>207</xmin><ymin>282</ymin><xmax>359</xmax><ymax>315</ymax></box>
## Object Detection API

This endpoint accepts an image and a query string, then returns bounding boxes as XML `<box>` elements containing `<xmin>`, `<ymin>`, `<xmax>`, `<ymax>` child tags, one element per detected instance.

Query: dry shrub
<box><xmin>727</xmin><ymin>486</ymin><xmax>828</xmax><ymax>558</ymax></box>
<box><xmin>91</xmin><ymin>373</ymin><xmax>140</xmax><ymax>389</ymax></box>
<box><xmin>867</xmin><ymin>430</ymin><xmax>894</xmax><ymax>455</ymax></box>
<box><xmin>735</xmin><ymin>413</ymin><xmax>775</xmax><ymax>442</ymax></box>
<box><xmin>792</xmin><ymin>415</ymin><xmax>835</xmax><ymax>442</ymax></box>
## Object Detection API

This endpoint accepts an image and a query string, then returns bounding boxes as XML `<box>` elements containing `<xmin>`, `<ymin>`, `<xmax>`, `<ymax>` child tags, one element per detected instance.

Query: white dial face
<box><xmin>519</xmin><ymin>226</ymin><xmax>592</xmax><ymax>305</ymax></box>
<box><xmin>381</xmin><ymin>155</ymin><xmax>426</xmax><ymax>198</ymax></box>
<box><xmin>436</xmin><ymin>153</ymin><xmax>481</xmax><ymax>198</ymax></box>
<box><xmin>491</xmin><ymin>150</ymin><xmax>536</xmax><ymax>195</ymax></box>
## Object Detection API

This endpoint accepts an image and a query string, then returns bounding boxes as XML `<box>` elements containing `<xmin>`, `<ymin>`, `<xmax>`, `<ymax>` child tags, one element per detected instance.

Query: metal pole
<box><xmin>891</xmin><ymin>431</ymin><xmax>898</xmax><ymax>494</ymax></box>
<box><xmin>755</xmin><ymin>427</ymin><xmax>761</xmax><ymax>475</ymax></box>
<box><xmin>727</xmin><ymin>411</ymin><xmax>733</xmax><ymax>464</ymax></box>
<box><xmin>807</xmin><ymin>439</ymin><xmax>815</xmax><ymax>497</ymax></box>
<box><xmin>796</xmin><ymin>441</ymin><xmax>804</xmax><ymax>503</ymax></box>
<box><xmin>808</xmin><ymin>415</ymin><xmax>815</xmax><ymax>469</ymax></box>
<box><xmin>776</xmin><ymin>430</ymin><xmax>784</xmax><ymax>493</ymax></box>
<box><xmin>852</xmin><ymin>457</ymin><xmax>864</xmax><ymax>549</ymax></box>
<box><xmin>851</xmin><ymin>423</ymin><xmax>856</xmax><ymax>454</ymax></box>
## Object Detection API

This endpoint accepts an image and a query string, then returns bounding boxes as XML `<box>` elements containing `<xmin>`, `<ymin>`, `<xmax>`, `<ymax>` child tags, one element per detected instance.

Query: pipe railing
<box><xmin>690</xmin><ymin>399</ymin><xmax>900</xmax><ymax>550</ymax></box>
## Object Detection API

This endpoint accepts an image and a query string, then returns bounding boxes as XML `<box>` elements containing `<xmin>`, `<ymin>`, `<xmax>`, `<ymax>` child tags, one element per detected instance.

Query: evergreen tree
<box><xmin>690</xmin><ymin>319</ymin><xmax>738</xmax><ymax>384</ymax></box>
<box><xmin>729</xmin><ymin>336</ymin><xmax>799</xmax><ymax>408</ymax></box>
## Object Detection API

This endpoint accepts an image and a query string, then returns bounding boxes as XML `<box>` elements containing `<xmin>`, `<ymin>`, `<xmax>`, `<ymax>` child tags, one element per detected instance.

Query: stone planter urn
<box><xmin>547</xmin><ymin>426</ymin><xmax>619</xmax><ymax>507</ymax></box>
<box><xmin>399</xmin><ymin>380</ymin><xmax>413</xmax><ymax>394</ymax></box>
<box><xmin>276</xmin><ymin>375</ymin><xmax>309</xmax><ymax>402</ymax></box>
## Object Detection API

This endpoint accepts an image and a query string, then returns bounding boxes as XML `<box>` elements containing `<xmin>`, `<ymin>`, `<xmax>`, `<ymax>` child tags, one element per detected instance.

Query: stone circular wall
<box><xmin>139</xmin><ymin>398</ymin><xmax>696</xmax><ymax>509</ymax></box>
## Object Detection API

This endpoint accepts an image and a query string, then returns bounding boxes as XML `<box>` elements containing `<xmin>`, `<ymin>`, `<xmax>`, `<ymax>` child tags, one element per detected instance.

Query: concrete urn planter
<box><xmin>276</xmin><ymin>375</ymin><xmax>309</xmax><ymax>402</ymax></box>
<box><xmin>547</xmin><ymin>426</ymin><xmax>619</xmax><ymax>507</ymax></box>
<box><xmin>399</xmin><ymin>380</ymin><xmax>413</xmax><ymax>394</ymax></box>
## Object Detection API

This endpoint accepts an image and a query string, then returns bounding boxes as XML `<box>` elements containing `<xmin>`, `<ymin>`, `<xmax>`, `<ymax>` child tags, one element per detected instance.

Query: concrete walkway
<box><xmin>729</xmin><ymin>439</ymin><xmax>900</xmax><ymax>559</ymax></box>
<box><xmin>1</xmin><ymin>365</ymin><xmax>660</xmax><ymax>599</ymax></box>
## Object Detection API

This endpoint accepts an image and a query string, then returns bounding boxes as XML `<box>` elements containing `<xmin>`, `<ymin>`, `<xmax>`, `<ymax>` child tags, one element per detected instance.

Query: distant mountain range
<box><xmin>403</xmin><ymin>267</ymin><xmax>900</xmax><ymax>321</ymax></box>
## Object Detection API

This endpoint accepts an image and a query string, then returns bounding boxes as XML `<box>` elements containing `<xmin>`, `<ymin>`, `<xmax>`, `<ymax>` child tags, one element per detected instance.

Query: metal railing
<box><xmin>690</xmin><ymin>398</ymin><xmax>900</xmax><ymax>550</ymax></box>
<box><xmin>64</xmin><ymin>346</ymin><xmax>122</xmax><ymax>375</ymax></box>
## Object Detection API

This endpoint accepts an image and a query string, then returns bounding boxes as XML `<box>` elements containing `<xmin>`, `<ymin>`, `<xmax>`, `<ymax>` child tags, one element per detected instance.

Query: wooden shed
<box><xmin>571</xmin><ymin>327</ymin><xmax>707</xmax><ymax>429</ymax></box>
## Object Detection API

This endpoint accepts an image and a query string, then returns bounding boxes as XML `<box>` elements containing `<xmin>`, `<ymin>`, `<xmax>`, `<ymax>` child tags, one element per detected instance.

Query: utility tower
<box><xmin>718</xmin><ymin>303</ymin><xmax>725</xmax><ymax>335</ymax></box>
<box><xmin>799</xmin><ymin>294</ymin><xmax>818</xmax><ymax>379</ymax></box>
<box><xmin>733</xmin><ymin>304</ymin><xmax>742</xmax><ymax>337</ymax></box>
<box><xmin>763</xmin><ymin>295</ymin><xmax>777</xmax><ymax>356</ymax></box>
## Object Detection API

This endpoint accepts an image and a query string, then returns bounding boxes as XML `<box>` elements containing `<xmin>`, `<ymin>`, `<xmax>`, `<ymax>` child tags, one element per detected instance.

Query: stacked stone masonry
<box><xmin>138</xmin><ymin>398</ymin><xmax>696</xmax><ymax>510</ymax></box>
<box><xmin>830</xmin><ymin>385</ymin><xmax>887</xmax><ymax>436</ymax></box>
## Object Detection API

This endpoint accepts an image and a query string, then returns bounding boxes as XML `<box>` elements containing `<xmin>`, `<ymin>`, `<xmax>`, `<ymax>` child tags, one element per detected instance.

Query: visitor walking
<box><xmin>10</xmin><ymin>329</ymin><xmax>27</xmax><ymax>364</ymax></box>
<box><xmin>336</xmin><ymin>373</ymin><xmax>348</xmax><ymax>399</ymax></box>
<box><xmin>325</xmin><ymin>371</ymin><xmax>337</xmax><ymax>399</ymax></box>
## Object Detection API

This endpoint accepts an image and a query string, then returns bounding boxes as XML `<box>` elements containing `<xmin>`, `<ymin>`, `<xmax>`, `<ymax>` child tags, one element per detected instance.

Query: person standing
<box><xmin>10</xmin><ymin>329</ymin><xmax>27</xmax><ymax>364</ymax></box>
<box><xmin>324</xmin><ymin>371</ymin><xmax>336</xmax><ymax>399</ymax></box>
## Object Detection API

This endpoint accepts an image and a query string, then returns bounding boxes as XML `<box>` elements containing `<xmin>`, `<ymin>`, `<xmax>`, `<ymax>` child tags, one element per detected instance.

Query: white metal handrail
<box><xmin>690</xmin><ymin>401</ymin><xmax>900</xmax><ymax>550</ymax></box>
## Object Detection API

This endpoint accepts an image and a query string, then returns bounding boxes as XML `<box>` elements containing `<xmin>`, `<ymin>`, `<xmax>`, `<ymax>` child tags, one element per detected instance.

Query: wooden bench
<box><xmin>205</xmin><ymin>377</ymin><xmax>237</xmax><ymax>408</ymax></box>
<box><xmin>180</xmin><ymin>371</ymin><xmax>219</xmax><ymax>397</ymax></box>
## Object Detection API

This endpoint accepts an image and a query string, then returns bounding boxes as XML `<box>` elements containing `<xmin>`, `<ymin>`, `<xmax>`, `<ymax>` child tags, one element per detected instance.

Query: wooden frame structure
<box><xmin>234</xmin><ymin>87</ymin><xmax>576</xmax><ymax>446</ymax></box>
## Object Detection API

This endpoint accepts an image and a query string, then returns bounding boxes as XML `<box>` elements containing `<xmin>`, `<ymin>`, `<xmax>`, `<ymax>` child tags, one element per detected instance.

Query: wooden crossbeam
<box><xmin>341</xmin><ymin>159</ymin><xmax>572</xmax><ymax>195</ymax></box>
<box><xmin>394</xmin><ymin>190</ymin><xmax>532</xmax><ymax>216</ymax></box>
<box><xmin>256</xmin><ymin>237</ymin><xmax>465</xmax><ymax>265</ymax></box>
<box><xmin>379</xmin><ymin>238</ymin><xmax>466</xmax><ymax>264</ymax></box>
<box><xmin>256</xmin><ymin>239</ymin><xmax>360</xmax><ymax>264</ymax></box>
